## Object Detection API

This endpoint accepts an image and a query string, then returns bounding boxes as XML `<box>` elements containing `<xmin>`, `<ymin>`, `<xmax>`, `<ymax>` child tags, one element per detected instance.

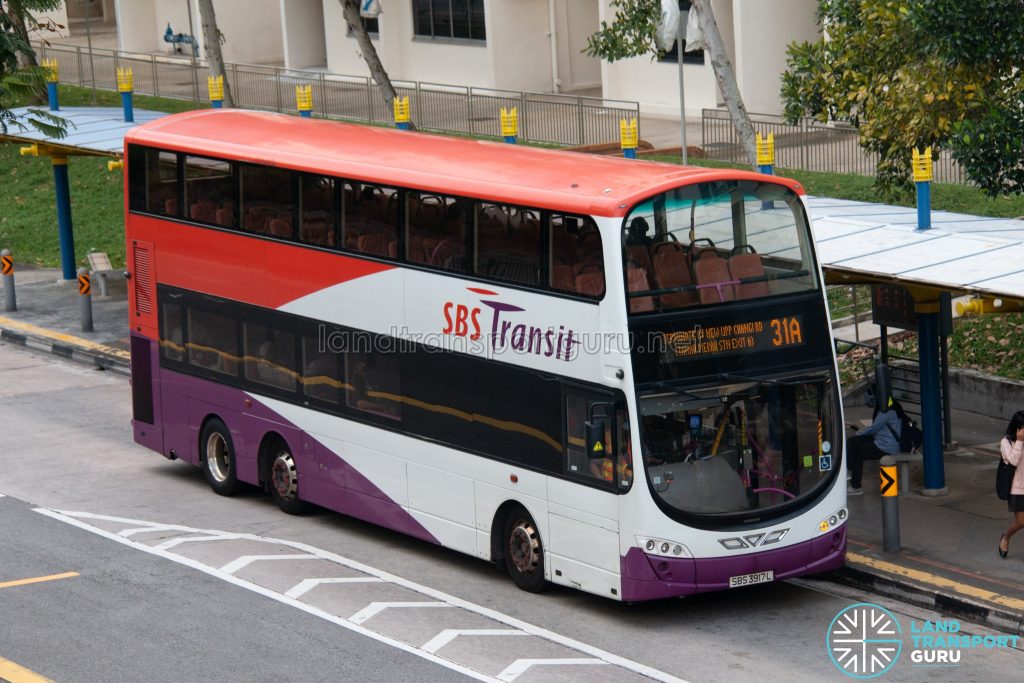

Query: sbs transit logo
<box><xmin>441</xmin><ymin>287</ymin><xmax>579</xmax><ymax>361</ymax></box>
<box><xmin>826</xmin><ymin>603</ymin><xmax>902</xmax><ymax>678</ymax></box>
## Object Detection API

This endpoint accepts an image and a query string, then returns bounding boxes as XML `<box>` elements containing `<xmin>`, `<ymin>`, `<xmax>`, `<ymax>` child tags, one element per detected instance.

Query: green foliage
<box><xmin>584</xmin><ymin>0</ymin><xmax>662</xmax><ymax>62</ymax></box>
<box><xmin>1</xmin><ymin>0</ymin><xmax>67</xmax><ymax>137</ymax></box>
<box><xmin>782</xmin><ymin>0</ymin><xmax>1024</xmax><ymax>200</ymax></box>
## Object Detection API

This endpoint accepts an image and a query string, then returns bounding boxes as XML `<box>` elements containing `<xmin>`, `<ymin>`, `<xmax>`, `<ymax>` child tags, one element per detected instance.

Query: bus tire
<box><xmin>267</xmin><ymin>440</ymin><xmax>309</xmax><ymax>515</ymax></box>
<box><xmin>201</xmin><ymin>418</ymin><xmax>240</xmax><ymax>496</ymax></box>
<box><xmin>502</xmin><ymin>505</ymin><xmax>546</xmax><ymax>593</ymax></box>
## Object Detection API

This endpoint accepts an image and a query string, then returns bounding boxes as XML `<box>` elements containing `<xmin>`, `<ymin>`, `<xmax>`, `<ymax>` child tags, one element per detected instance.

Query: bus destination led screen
<box><xmin>661</xmin><ymin>315</ymin><xmax>805</xmax><ymax>361</ymax></box>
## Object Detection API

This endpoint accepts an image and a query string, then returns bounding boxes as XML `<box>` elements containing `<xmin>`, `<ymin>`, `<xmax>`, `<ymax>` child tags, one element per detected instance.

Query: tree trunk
<box><xmin>197</xmin><ymin>0</ymin><xmax>234</xmax><ymax>107</ymax></box>
<box><xmin>8</xmin><ymin>1</ymin><xmax>38</xmax><ymax>68</ymax></box>
<box><xmin>691</xmin><ymin>0</ymin><xmax>757</xmax><ymax>168</ymax></box>
<box><xmin>339</xmin><ymin>0</ymin><xmax>415</xmax><ymax>129</ymax></box>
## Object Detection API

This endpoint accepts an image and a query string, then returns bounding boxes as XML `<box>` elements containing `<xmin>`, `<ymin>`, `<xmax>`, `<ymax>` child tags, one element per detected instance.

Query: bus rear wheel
<box><xmin>201</xmin><ymin>418</ymin><xmax>239</xmax><ymax>496</ymax></box>
<box><xmin>503</xmin><ymin>506</ymin><xmax>546</xmax><ymax>593</ymax></box>
<box><xmin>268</xmin><ymin>442</ymin><xmax>309</xmax><ymax>515</ymax></box>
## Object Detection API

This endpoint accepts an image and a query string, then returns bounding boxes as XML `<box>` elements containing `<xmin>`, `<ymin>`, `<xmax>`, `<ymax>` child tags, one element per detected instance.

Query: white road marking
<box><xmin>35</xmin><ymin>508</ymin><xmax>690</xmax><ymax>683</ymax></box>
<box><xmin>422</xmin><ymin>629</ymin><xmax>528</xmax><ymax>655</ymax></box>
<box><xmin>219</xmin><ymin>554</ymin><xmax>317</xmax><ymax>575</ymax></box>
<box><xmin>349</xmin><ymin>601</ymin><xmax>452</xmax><ymax>624</ymax></box>
<box><xmin>498</xmin><ymin>658</ymin><xmax>609</xmax><ymax>682</ymax></box>
<box><xmin>152</xmin><ymin>534</ymin><xmax>240</xmax><ymax>551</ymax></box>
<box><xmin>118</xmin><ymin>524</ymin><xmax>185</xmax><ymax>537</ymax></box>
<box><xmin>285</xmin><ymin>577</ymin><xmax>385</xmax><ymax>600</ymax></box>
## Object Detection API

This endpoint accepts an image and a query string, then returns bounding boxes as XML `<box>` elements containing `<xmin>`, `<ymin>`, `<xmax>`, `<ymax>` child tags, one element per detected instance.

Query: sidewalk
<box><xmin>1</xmin><ymin>266</ymin><xmax>1022</xmax><ymax>634</ymax></box>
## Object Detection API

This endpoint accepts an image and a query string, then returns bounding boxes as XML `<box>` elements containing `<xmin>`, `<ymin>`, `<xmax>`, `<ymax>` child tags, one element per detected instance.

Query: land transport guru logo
<box><xmin>442</xmin><ymin>287</ymin><xmax>579</xmax><ymax>361</ymax></box>
<box><xmin>826</xmin><ymin>603</ymin><xmax>902</xmax><ymax>678</ymax></box>
<box><xmin>826</xmin><ymin>602</ymin><xmax>1020</xmax><ymax>677</ymax></box>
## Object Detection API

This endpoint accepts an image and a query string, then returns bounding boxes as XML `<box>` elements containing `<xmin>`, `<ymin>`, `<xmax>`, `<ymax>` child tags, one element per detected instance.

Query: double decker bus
<box><xmin>124</xmin><ymin>109</ymin><xmax>846</xmax><ymax>601</ymax></box>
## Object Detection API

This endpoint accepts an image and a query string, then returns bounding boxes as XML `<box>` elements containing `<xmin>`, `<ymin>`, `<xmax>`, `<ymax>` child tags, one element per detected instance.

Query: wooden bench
<box><xmin>891</xmin><ymin>451</ymin><xmax>922</xmax><ymax>493</ymax></box>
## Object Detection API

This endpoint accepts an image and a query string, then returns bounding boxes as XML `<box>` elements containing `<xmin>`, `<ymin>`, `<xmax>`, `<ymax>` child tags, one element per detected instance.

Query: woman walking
<box><xmin>998</xmin><ymin>411</ymin><xmax>1024</xmax><ymax>558</ymax></box>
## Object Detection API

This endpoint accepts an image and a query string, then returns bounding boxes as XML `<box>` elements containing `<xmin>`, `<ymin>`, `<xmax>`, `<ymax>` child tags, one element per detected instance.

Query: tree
<box><xmin>0</xmin><ymin>0</ymin><xmax>65</xmax><ymax>136</ymax></box>
<box><xmin>781</xmin><ymin>0</ymin><xmax>1024</xmax><ymax>199</ymax></box>
<box><xmin>197</xmin><ymin>0</ymin><xmax>233</xmax><ymax>107</ymax></box>
<box><xmin>338</xmin><ymin>0</ymin><xmax>415</xmax><ymax>129</ymax></box>
<box><xmin>585</xmin><ymin>0</ymin><xmax>757</xmax><ymax>166</ymax></box>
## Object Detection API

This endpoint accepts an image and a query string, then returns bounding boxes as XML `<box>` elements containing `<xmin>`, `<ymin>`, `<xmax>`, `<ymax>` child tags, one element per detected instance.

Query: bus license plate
<box><xmin>728</xmin><ymin>570</ymin><xmax>773</xmax><ymax>588</ymax></box>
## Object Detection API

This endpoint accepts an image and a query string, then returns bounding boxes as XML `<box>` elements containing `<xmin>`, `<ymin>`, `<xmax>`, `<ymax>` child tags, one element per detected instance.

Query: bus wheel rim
<box><xmin>508</xmin><ymin>519</ymin><xmax>540</xmax><ymax>574</ymax></box>
<box><xmin>271</xmin><ymin>451</ymin><xmax>298</xmax><ymax>500</ymax></box>
<box><xmin>206</xmin><ymin>432</ymin><xmax>230</xmax><ymax>482</ymax></box>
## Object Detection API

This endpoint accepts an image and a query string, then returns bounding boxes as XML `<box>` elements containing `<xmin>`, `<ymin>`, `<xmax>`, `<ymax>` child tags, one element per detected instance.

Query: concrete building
<box><xmin>56</xmin><ymin>0</ymin><xmax>820</xmax><ymax>117</ymax></box>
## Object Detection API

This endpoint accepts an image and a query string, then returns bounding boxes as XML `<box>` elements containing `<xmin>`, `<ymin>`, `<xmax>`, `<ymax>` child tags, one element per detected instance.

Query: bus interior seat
<box><xmin>190</xmin><ymin>201</ymin><xmax>217</xmax><ymax>223</ymax></box>
<box><xmin>653</xmin><ymin>249</ymin><xmax>698</xmax><ymax>308</ymax></box>
<box><xmin>694</xmin><ymin>252</ymin><xmax>736</xmax><ymax>304</ymax></box>
<box><xmin>627</xmin><ymin>265</ymin><xmax>655</xmax><ymax>313</ymax></box>
<box><xmin>574</xmin><ymin>267</ymin><xmax>605</xmax><ymax>297</ymax></box>
<box><xmin>552</xmin><ymin>264</ymin><xmax>576</xmax><ymax>293</ymax></box>
<box><xmin>729</xmin><ymin>246</ymin><xmax>770</xmax><ymax>300</ymax></box>
<box><xmin>356</xmin><ymin>233</ymin><xmax>392</xmax><ymax>257</ymax></box>
<box><xmin>268</xmin><ymin>218</ymin><xmax>293</xmax><ymax>239</ymax></box>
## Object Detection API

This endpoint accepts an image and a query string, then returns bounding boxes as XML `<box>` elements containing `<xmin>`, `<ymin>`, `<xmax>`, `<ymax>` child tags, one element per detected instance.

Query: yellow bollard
<box><xmin>619</xmin><ymin>118</ymin><xmax>638</xmax><ymax>158</ymax></box>
<box><xmin>500</xmin><ymin>107</ymin><xmax>518</xmax><ymax>143</ymax></box>
<box><xmin>393</xmin><ymin>96</ymin><xmax>411</xmax><ymax>130</ymax></box>
<box><xmin>296</xmin><ymin>85</ymin><xmax>313</xmax><ymax>117</ymax></box>
<box><xmin>208</xmin><ymin>75</ymin><xmax>224</xmax><ymax>108</ymax></box>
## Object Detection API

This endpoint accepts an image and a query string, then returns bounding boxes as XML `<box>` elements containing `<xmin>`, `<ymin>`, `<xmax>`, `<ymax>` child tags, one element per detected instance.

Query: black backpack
<box><xmin>889</xmin><ymin>415</ymin><xmax>923</xmax><ymax>452</ymax></box>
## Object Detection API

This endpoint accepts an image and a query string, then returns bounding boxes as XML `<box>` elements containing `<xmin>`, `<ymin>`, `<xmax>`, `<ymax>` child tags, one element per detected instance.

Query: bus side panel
<box><xmin>408</xmin><ymin>462</ymin><xmax>477</xmax><ymax>553</ymax></box>
<box><xmin>131</xmin><ymin>333</ymin><xmax>164</xmax><ymax>457</ymax></box>
<box><xmin>473</xmin><ymin>479</ymin><xmax>549</xmax><ymax>562</ymax></box>
<box><xmin>158</xmin><ymin>370</ymin><xmax>197</xmax><ymax>466</ymax></box>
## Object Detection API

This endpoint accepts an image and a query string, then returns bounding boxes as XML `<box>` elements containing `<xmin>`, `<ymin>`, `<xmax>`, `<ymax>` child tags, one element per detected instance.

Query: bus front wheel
<box><xmin>268</xmin><ymin>441</ymin><xmax>309</xmax><ymax>515</ymax></box>
<box><xmin>503</xmin><ymin>506</ymin><xmax>546</xmax><ymax>593</ymax></box>
<box><xmin>201</xmin><ymin>418</ymin><xmax>239</xmax><ymax>496</ymax></box>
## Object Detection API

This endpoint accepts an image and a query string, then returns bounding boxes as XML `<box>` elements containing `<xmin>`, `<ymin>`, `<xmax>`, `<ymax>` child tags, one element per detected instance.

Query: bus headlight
<box><xmin>819</xmin><ymin>507</ymin><xmax>848</xmax><ymax>533</ymax></box>
<box><xmin>637</xmin><ymin>536</ymin><xmax>691</xmax><ymax>558</ymax></box>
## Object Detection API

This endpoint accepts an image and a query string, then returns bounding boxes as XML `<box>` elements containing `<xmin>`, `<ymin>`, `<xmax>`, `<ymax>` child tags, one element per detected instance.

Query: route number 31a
<box><xmin>770</xmin><ymin>317</ymin><xmax>803</xmax><ymax>347</ymax></box>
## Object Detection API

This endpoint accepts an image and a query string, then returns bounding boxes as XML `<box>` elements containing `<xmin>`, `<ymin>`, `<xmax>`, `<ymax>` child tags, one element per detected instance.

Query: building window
<box><xmin>658</xmin><ymin>0</ymin><xmax>705</xmax><ymax>65</ymax></box>
<box><xmin>413</xmin><ymin>0</ymin><xmax>485</xmax><ymax>41</ymax></box>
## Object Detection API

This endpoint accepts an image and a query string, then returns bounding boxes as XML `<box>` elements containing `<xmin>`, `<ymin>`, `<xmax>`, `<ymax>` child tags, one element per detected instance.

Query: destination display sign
<box><xmin>661</xmin><ymin>315</ymin><xmax>805</xmax><ymax>361</ymax></box>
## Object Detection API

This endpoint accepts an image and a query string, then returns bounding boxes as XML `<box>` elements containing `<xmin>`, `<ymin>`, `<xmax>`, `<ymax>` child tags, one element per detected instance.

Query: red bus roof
<box><xmin>126</xmin><ymin>109</ymin><xmax>804</xmax><ymax>217</ymax></box>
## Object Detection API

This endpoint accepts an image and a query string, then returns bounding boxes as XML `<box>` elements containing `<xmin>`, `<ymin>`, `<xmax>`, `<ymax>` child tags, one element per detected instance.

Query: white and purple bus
<box><xmin>125</xmin><ymin>109</ymin><xmax>846</xmax><ymax>601</ymax></box>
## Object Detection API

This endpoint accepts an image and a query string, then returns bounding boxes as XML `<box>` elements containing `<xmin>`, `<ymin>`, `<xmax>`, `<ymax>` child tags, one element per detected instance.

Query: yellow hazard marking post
<box><xmin>847</xmin><ymin>551</ymin><xmax>1024</xmax><ymax>612</ymax></box>
<box><xmin>1</xmin><ymin>254</ymin><xmax>12</xmax><ymax>275</ymax></box>
<box><xmin>77</xmin><ymin>272</ymin><xmax>91</xmax><ymax>296</ymax></box>
<box><xmin>0</xmin><ymin>656</ymin><xmax>57</xmax><ymax>683</ymax></box>
<box><xmin>0</xmin><ymin>571</ymin><xmax>78</xmax><ymax>590</ymax></box>
<box><xmin>880</xmin><ymin>464</ymin><xmax>897</xmax><ymax>496</ymax></box>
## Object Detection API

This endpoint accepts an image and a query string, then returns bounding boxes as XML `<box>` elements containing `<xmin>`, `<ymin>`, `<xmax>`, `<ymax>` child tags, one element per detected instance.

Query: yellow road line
<box><xmin>0</xmin><ymin>571</ymin><xmax>79</xmax><ymax>591</ymax></box>
<box><xmin>847</xmin><ymin>551</ymin><xmax>1024</xmax><ymax>611</ymax></box>
<box><xmin>0</xmin><ymin>317</ymin><xmax>129</xmax><ymax>359</ymax></box>
<box><xmin>0</xmin><ymin>657</ymin><xmax>57</xmax><ymax>683</ymax></box>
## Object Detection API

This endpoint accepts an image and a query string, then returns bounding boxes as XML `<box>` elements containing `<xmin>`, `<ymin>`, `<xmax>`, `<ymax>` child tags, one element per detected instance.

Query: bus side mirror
<box><xmin>585</xmin><ymin>418</ymin><xmax>610</xmax><ymax>459</ymax></box>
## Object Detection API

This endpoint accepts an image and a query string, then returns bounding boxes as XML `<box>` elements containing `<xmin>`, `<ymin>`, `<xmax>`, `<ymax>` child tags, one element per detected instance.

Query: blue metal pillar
<box><xmin>52</xmin><ymin>157</ymin><xmax>77</xmax><ymax>281</ymax></box>
<box><xmin>47</xmin><ymin>82</ymin><xmax>59</xmax><ymax>110</ymax></box>
<box><xmin>916</xmin><ymin>181</ymin><xmax>931</xmax><ymax>230</ymax></box>
<box><xmin>917</xmin><ymin>309</ymin><xmax>946</xmax><ymax>494</ymax></box>
<box><xmin>759</xmin><ymin>164</ymin><xmax>774</xmax><ymax>210</ymax></box>
<box><xmin>120</xmin><ymin>91</ymin><xmax>134</xmax><ymax>122</ymax></box>
<box><xmin>623</xmin><ymin>148</ymin><xmax>636</xmax><ymax>159</ymax></box>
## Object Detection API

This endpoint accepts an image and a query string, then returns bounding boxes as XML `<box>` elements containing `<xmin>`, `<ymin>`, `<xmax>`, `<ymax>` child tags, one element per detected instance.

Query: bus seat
<box><xmin>164</xmin><ymin>197</ymin><xmax>178</xmax><ymax>216</ymax></box>
<box><xmin>300</xmin><ymin>218</ymin><xmax>333</xmax><ymax>246</ymax></box>
<box><xmin>627</xmin><ymin>245</ymin><xmax>654</xmax><ymax>281</ymax></box>
<box><xmin>269</xmin><ymin>218</ymin><xmax>293</xmax><ymax>239</ymax></box>
<box><xmin>729</xmin><ymin>248</ymin><xmax>770</xmax><ymax>300</ymax></box>
<box><xmin>552</xmin><ymin>264</ymin><xmax>575</xmax><ymax>293</ymax></box>
<box><xmin>653</xmin><ymin>249</ymin><xmax>698</xmax><ymax>308</ymax></box>
<box><xmin>430</xmin><ymin>239</ymin><xmax>464</xmax><ymax>270</ymax></box>
<box><xmin>243</xmin><ymin>207</ymin><xmax>270</xmax><ymax>234</ymax></box>
<box><xmin>190</xmin><ymin>201</ymin><xmax>217</xmax><ymax>223</ymax></box>
<box><xmin>215</xmin><ymin>207</ymin><xmax>233</xmax><ymax>227</ymax></box>
<box><xmin>627</xmin><ymin>265</ymin><xmax>655</xmax><ymax>313</ymax></box>
<box><xmin>694</xmin><ymin>253</ymin><xmax>736</xmax><ymax>304</ymax></box>
<box><xmin>357</xmin><ymin>233</ymin><xmax>391</xmax><ymax>257</ymax></box>
<box><xmin>574</xmin><ymin>268</ymin><xmax>605</xmax><ymax>297</ymax></box>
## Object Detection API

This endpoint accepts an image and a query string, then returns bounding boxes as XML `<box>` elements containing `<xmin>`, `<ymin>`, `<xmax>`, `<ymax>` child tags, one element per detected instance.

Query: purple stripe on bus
<box><xmin>149</xmin><ymin>366</ymin><xmax>438</xmax><ymax>544</ymax></box>
<box><xmin>620</xmin><ymin>526</ymin><xmax>846</xmax><ymax>602</ymax></box>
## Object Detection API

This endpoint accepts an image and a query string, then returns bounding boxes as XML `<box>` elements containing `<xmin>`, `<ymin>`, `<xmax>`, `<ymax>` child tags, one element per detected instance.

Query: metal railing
<box><xmin>33</xmin><ymin>42</ymin><xmax>640</xmax><ymax>147</ymax></box>
<box><xmin>701</xmin><ymin>108</ymin><xmax>967</xmax><ymax>184</ymax></box>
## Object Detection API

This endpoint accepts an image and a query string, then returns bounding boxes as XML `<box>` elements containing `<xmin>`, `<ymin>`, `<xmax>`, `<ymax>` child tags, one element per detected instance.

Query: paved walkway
<box><xmin>1</xmin><ymin>263</ymin><xmax>1022</xmax><ymax>633</ymax></box>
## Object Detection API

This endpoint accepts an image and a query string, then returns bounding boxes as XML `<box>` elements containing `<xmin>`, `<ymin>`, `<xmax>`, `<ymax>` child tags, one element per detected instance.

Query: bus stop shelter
<box><xmin>1</xmin><ymin>106</ymin><xmax>165</xmax><ymax>280</ymax></box>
